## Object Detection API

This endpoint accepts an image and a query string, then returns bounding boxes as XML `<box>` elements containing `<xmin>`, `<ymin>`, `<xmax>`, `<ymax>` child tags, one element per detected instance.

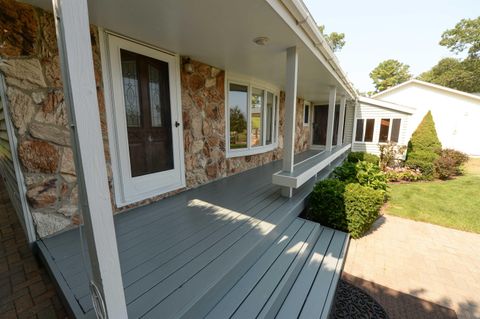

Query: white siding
<box><xmin>352</xmin><ymin>102</ymin><xmax>410</xmax><ymax>155</ymax></box>
<box><xmin>343</xmin><ymin>101</ymin><xmax>355</xmax><ymax>144</ymax></box>
<box><xmin>377</xmin><ymin>82</ymin><xmax>480</xmax><ymax>156</ymax></box>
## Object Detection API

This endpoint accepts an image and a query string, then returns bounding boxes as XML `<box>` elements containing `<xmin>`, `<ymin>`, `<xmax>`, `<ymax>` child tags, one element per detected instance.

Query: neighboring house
<box><xmin>353</xmin><ymin>96</ymin><xmax>414</xmax><ymax>155</ymax></box>
<box><xmin>373</xmin><ymin>79</ymin><xmax>480</xmax><ymax>156</ymax></box>
<box><xmin>0</xmin><ymin>0</ymin><xmax>357</xmax><ymax>318</ymax></box>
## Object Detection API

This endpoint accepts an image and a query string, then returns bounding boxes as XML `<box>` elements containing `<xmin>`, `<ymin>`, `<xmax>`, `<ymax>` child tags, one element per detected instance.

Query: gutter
<box><xmin>279</xmin><ymin>0</ymin><xmax>357</xmax><ymax>100</ymax></box>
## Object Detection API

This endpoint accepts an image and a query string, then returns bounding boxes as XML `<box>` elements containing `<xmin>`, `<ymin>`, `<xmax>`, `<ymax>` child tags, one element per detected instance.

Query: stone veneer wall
<box><xmin>0</xmin><ymin>0</ymin><xmax>311</xmax><ymax>237</ymax></box>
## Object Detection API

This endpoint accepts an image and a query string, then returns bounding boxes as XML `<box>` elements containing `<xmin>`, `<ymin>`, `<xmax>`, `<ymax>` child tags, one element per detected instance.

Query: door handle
<box><xmin>175</xmin><ymin>121</ymin><xmax>180</xmax><ymax>128</ymax></box>
<box><xmin>147</xmin><ymin>135</ymin><xmax>153</xmax><ymax>142</ymax></box>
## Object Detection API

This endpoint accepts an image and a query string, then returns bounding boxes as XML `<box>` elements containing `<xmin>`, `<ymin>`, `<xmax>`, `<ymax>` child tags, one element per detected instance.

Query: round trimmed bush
<box><xmin>344</xmin><ymin>183</ymin><xmax>384</xmax><ymax>239</ymax></box>
<box><xmin>307</xmin><ymin>179</ymin><xmax>347</xmax><ymax>232</ymax></box>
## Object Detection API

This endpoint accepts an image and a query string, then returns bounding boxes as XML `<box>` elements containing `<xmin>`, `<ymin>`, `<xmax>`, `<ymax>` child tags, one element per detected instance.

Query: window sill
<box><xmin>226</xmin><ymin>143</ymin><xmax>278</xmax><ymax>158</ymax></box>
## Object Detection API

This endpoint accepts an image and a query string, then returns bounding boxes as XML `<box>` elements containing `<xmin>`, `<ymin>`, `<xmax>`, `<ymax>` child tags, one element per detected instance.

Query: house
<box><xmin>372</xmin><ymin>79</ymin><xmax>480</xmax><ymax>156</ymax></box>
<box><xmin>0</xmin><ymin>0</ymin><xmax>359</xmax><ymax>317</ymax></box>
<box><xmin>353</xmin><ymin>96</ymin><xmax>415</xmax><ymax>155</ymax></box>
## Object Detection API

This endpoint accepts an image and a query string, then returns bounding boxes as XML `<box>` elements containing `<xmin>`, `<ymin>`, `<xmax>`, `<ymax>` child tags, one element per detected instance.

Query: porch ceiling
<box><xmin>29</xmin><ymin>0</ymin><xmax>354</xmax><ymax>102</ymax></box>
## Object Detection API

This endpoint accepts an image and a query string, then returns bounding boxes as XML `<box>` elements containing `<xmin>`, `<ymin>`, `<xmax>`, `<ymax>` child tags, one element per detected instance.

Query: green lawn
<box><xmin>385</xmin><ymin>158</ymin><xmax>480</xmax><ymax>233</ymax></box>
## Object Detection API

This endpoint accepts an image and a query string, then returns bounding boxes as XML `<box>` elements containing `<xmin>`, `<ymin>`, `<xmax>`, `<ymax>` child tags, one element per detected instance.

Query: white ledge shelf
<box><xmin>272</xmin><ymin>144</ymin><xmax>351</xmax><ymax>189</ymax></box>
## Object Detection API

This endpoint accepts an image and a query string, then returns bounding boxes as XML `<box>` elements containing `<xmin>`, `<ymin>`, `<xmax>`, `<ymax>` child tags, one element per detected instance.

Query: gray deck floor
<box><xmin>37</xmin><ymin>150</ymin><xmax>349</xmax><ymax>319</ymax></box>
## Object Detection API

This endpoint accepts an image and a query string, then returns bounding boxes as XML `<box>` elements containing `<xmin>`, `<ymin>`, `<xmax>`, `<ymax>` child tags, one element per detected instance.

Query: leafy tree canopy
<box><xmin>318</xmin><ymin>25</ymin><xmax>346</xmax><ymax>52</ymax></box>
<box><xmin>369</xmin><ymin>59</ymin><xmax>412</xmax><ymax>93</ymax></box>
<box><xmin>440</xmin><ymin>17</ymin><xmax>480</xmax><ymax>58</ymax></box>
<box><xmin>419</xmin><ymin>57</ymin><xmax>480</xmax><ymax>93</ymax></box>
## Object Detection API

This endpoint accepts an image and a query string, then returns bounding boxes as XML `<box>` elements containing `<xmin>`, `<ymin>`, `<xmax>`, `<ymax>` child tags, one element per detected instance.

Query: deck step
<box><xmin>276</xmin><ymin>227</ymin><xmax>349</xmax><ymax>319</ymax></box>
<box><xmin>205</xmin><ymin>219</ymin><xmax>321</xmax><ymax>319</ymax></box>
<box><xmin>135</xmin><ymin>186</ymin><xmax>310</xmax><ymax>319</ymax></box>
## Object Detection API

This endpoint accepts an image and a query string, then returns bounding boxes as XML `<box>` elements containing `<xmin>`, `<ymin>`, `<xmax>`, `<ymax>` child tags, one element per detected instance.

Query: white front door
<box><xmin>105</xmin><ymin>33</ymin><xmax>185</xmax><ymax>206</ymax></box>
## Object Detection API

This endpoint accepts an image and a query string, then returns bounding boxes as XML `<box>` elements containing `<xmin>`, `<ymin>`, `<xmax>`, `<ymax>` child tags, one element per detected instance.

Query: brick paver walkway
<box><xmin>344</xmin><ymin>214</ymin><xmax>480</xmax><ymax>319</ymax></box>
<box><xmin>0</xmin><ymin>181</ymin><xmax>68</xmax><ymax>319</ymax></box>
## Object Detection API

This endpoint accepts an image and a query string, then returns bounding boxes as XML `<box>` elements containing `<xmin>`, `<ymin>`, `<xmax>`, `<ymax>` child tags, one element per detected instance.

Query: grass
<box><xmin>385</xmin><ymin>158</ymin><xmax>480</xmax><ymax>233</ymax></box>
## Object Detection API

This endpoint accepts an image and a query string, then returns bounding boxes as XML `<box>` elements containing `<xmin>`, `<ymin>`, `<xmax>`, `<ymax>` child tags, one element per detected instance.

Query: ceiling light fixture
<box><xmin>253</xmin><ymin>36</ymin><xmax>269</xmax><ymax>46</ymax></box>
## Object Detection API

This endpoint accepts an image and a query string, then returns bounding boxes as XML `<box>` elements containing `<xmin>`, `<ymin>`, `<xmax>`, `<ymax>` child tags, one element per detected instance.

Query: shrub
<box><xmin>405</xmin><ymin>159</ymin><xmax>435</xmax><ymax>180</ymax></box>
<box><xmin>334</xmin><ymin>161</ymin><xmax>388</xmax><ymax>194</ymax></box>
<box><xmin>344</xmin><ymin>183</ymin><xmax>384</xmax><ymax>239</ymax></box>
<box><xmin>379</xmin><ymin>142</ymin><xmax>407</xmax><ymax>170</ymax></box>
<box><xmin>307</xmin><ymin>179</ymin><xmax>347</xmax><ymax>232</ymax></box>
<box><xmin>355</xmin><ymin>161</ymin><xmax>388</xmax><ymax>193</ymax></box>
<box><xmin>434</xmin><ymin>156</ymin><xmax>457</xmax><ymax>180</ymax></box>
<box><xmin>347</xmin><ymin>152</ymin><xmax>380</xmax><ymax>165</ymax></box>
<box><xmin>406</xmin><ymin>111</ymin><xmax>442</xmax><ymax>178</ymax></box>
<box><xmin>407</xmin><ymin>111</ymin><xmax>442</xmax><ymax>156</ymax></box>
<box><xmin>332</xmin><ymin>161</ymin><xmax>357</xmax><ymax>183</ymax></box>
<box><xmin>307</xmin><ymin>180</ymin><xmax>384</xmax><ymax>239</ymax></box>
<box><xmin>434</xmin><ymin>149</ymin><xmax>469</xmax><ymax>180</ymax></box>
<box><xmin>384</xmin><ymin>167</ymin><xmax>422</xmax><ymax>182</ymax></box>
<box><xmin>441</xmin><ymin>149</ymin><xmax>469</xmax><ymax>175</ymax></box>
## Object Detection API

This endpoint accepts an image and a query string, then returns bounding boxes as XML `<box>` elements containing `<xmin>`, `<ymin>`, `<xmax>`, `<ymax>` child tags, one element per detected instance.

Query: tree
<box><xmin>405</xmin><ymin>111</ymin><xmax>442</xmax><ymax>179</ymax></box>
<box><xmin>369</xmin><ymin>59</ymin><xmax>412</xmax><ymax>93</ymax></box>
<box><xmin>318</xmin><ymin>25</ymin><xmax>346</xmax><ymax>52</ymax></box>
<box><xmin>419</xmin><ymin>57</ymin><xmax>480</xmax><ymax>93</ymax></box>
<box><xmin>440</xmin><ymin>17</ymin><xmax>480</xmax><ymax>58</ymax></box>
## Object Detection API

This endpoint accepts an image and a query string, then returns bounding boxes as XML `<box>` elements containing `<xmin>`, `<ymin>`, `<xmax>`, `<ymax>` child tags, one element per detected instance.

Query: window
<box><xmin>379</xmin><ymin>119</ymin><xmax>390</xmax><ymax>143</ymax></box>
<box><xmin>227</xmin><ymin>79</ymin><xmax>279</xmax><ymax>157</ymax></box>
<box><xmin>355</xmin><ymin>119</ymin><xmax>364</xmax><ymax>142</ymax></box>
<box><xmin>365</xmin><ymin>119</ymin><xmax>375</xmax><ymax>142</ymax></box>
<box><xmin>378</xmin><ymin>118</ymin><xmax>402</xmax><ymax>143</ymax></box>
<box><xmin>391</xmin><ymin>119</ymin><xmax>401</xmax><ymax>143</ymax></box>
<box><xmin>355</xmin><ymin>119</ymin><xmax>375</xmax><ymax>142</ymax></box>
<box><xmin>303</xmin><ymin>102</ymin><xmax>310</xmax><ymax>126</ymax></box>
<box><xmin>229</xmin><ymin>84</ymin><xmax>248</xmax><ymax>149</ymax></box>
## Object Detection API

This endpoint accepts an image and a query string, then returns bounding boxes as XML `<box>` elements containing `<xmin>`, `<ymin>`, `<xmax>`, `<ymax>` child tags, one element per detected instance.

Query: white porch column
<box><xmin>52</xmin><ymin>0</ymin><xmax>128</xmax><ymax>318</ymax></box>
<box><xmin>281</xmin><ymin>46</ymin><xmax>298</xmax><ymax>198</ymax></box>
<box><xmin>337</xmin><ymin>95</ymin><xmax>346</xmax><ymax>146</ymax></box>
<box><xmin>325</xmin><ymin>86</ymin><xmax>337</xmax><ymax>151</ymax></box>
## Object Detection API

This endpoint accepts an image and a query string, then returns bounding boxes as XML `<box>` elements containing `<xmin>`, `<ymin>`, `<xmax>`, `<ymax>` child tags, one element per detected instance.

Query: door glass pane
<box><xmin>229</xmin><ymin>84</ymin><xmax>248</xmax><ymax>149</ymax></box>
<box><xmin>121</xmin><ymin>49</ymin><xmax>174</xmax><ymax>178</ymax></box>
<box><xmin>365</xmin><ymin>119</ymin><xmax>375</xmax><ymax>142</ymax></box>
<box><xmin>266</xmin><ymin>92</ymin><xmax>273</xmax><ymax>145</ymax></box>
<box><xmin>251</xmin><ymin>88</ymin><xmax>264</xmax><ymax>147</ymax></box>
<box><xmin>121</xmin><ymin>53</ymin><xmax>141</xmax><ymax>127</ymax></box>
<box><xmin>304</xmin><ymin>104</ymin><xmax>309</xmax><ymax>124</ymax></box>
<box><xmin>355</xmin><ymin>119</ymin><xmax>364</xmax><ymax>142</ymax></box>
<box><xmin>148</xmin><ymin>65</ymin><xmax>162</xmax><ymax>127</ymax></box>
<box><xmin>391</xmin><ymin>119</ymin><xmax>401</xmax><ymax>143</ymax></box>
<box><xmin>379</xmin><ymin>118</ymin><xmax>390</xmax><ymax>142</ymax></box>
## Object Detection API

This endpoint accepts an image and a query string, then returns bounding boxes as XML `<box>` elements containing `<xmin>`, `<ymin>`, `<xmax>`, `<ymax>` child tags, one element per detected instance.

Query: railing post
<box><xmin>281</xmin><ymin>46</ymin><xmax>298</xmax><ymax>198</ymax></box>
<box><xmin>52</xmin><ymin>0</ymin><xmax>128</xmax><ymax>317</ymax></box>
<box><xmin>337</xmin><ymin>95</ymin><xmax>346</xmax><ymax>146</ymax></box>
<box><xmin>325</xmin><ymin>86</ymin><xmax>337</xmax><ymax>151</ymax></box>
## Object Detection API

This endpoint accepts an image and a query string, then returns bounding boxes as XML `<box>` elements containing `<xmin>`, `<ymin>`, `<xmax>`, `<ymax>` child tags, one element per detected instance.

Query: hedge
<box><xmin>347</xmin><ymin>152</ymin><xmax>380</xmax><ymax>165</ymax></box>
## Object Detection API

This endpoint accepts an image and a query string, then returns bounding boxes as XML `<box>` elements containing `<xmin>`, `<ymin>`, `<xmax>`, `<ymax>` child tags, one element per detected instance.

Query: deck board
<box><xmin>37</xmin><ymin>151</ymin><xmax>349</xmax><ymax>319</ymax></box>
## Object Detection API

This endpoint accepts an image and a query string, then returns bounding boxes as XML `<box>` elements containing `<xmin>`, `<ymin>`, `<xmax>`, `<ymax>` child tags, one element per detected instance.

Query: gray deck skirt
<box><xmin>37</xmin><ymin>149</ymin><xmax>350</xmax><ymax>319</ymax></box>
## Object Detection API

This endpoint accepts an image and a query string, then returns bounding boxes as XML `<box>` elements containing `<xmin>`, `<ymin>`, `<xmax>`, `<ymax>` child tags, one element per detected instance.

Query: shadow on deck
<box><xmin>36</xmin><ymin>150</ymin><xmax>349</xmax><ymax>319</ymax></box>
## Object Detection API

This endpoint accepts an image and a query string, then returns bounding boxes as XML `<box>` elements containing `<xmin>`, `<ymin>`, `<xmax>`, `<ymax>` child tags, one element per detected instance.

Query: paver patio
<box><xmin>0</xmin><ymin>181</ymin><xmax>68</xmax><ymax>319</ymax></box>
<box><xmin>344</xmin><ymin>214</ymin><xmax>480</xmax><ymax>319</ymax></box>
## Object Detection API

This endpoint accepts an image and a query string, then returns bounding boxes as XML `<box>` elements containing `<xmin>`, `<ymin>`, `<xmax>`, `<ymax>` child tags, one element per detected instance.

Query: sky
<box><xmin>303</xmin><ymin>0</ymin><xmax>479</xmax><ymax>93</ymax></box>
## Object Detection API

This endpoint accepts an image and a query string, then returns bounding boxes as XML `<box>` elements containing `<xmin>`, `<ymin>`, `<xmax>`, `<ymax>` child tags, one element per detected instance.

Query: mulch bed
<box><xmin>330</xmin><ymin>272</ymin><xmax>457</xmax><ymax>319</ymax></box>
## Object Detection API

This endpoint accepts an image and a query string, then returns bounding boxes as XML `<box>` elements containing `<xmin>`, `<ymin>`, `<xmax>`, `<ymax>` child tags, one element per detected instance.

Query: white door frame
<box><xmin>99</xmin><ymin>30</ymin><xmax>185</xmax><ymax>207</ymax></box>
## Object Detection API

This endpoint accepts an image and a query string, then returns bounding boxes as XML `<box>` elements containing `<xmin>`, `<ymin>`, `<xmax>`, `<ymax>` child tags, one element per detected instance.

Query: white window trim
<box><xmin>303</xmin><ymin>101</ymin><xmax>310</xmax><ymax>126</ymax></box>
<box><xmin>225</xmin><ymin>73</ymin><xmax>280</xmax><ymax>158</ymax></box>
<box><xmin>378</xmin><ymin>117</ymin><xmax>402</xmax><ymax>144</ymax></box>
<box><xmin>355</xmin><ymin>118</ymin><xmax>377</xmax><ymax>143</ymax></box>
<box><xmin>99</xmin><ymin>29</ymin><xmax>185</xmax><ymax>207</ymax></box>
